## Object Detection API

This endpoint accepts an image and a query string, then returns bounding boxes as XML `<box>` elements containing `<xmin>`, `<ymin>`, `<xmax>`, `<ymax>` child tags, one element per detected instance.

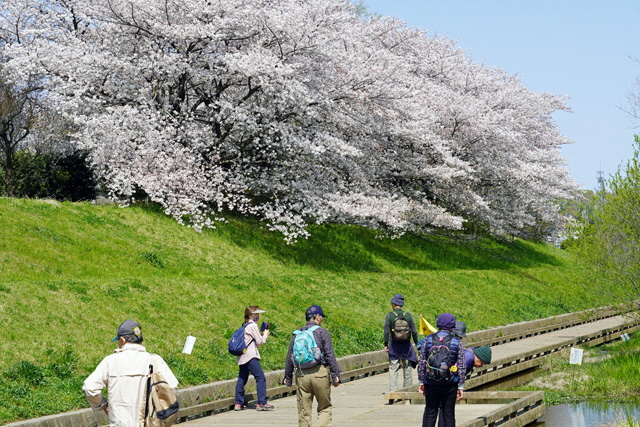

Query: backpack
<box><xmin>391</xmin><ymin>311</ymin><xmax>411</xmax><ymax>341</ymax></box>
<box><xmin>144</xmin><ymin>362</ymin><xmax>179</xmax><ymax>427</ymax></box>
<box><xmin>228</xmin><ymin>323</ymin><xmax>254</xmax><ymax>356</ymax></box>
<box><xmin>425</xmin><ymin>333</ymin><xmax>458</xmax><ymax>383</ymax></box>
<box><xmin>292</xmin><ymin>325</ymin><xmax>322</xmax><ymax>369</ymax></box>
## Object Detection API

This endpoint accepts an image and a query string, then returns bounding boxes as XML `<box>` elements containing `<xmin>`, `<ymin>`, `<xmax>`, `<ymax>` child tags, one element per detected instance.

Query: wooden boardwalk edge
<box><xmin>385</xmin><ymin>391</ymin><xmax>545</xmax><ymax>427</ymax></box>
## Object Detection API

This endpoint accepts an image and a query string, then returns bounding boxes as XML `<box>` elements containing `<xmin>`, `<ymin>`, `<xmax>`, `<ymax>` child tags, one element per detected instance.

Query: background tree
<box><xmin>0</xmin><ymin>0</ymin><xmax>577</xmax><ymax>241</ymax></box>
<box><xmin>8</xmin><ymin>150</ymin><xmax>97</xmax><ymax>201</ymax></box>
<box><xmin>571</xmin><ymin>136</ymin><xmax>640</xmax><ymax>307</ymax></box>
<box><xmin>0</xmin><ymin>75</ymin><xmax>43</xmax><ymax>196</ymax></box>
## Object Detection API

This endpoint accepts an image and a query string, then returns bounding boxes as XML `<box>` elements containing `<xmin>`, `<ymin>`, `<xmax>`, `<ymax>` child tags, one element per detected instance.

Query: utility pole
<box><xmin>596</xmin><ymin>169</ymin><xmax>605</xmax><ymax>192</ymax></box>
<box><xmin>596</xmin><ymin>166</ymin><xmax>606</xmax><ymax>204</ymax></box>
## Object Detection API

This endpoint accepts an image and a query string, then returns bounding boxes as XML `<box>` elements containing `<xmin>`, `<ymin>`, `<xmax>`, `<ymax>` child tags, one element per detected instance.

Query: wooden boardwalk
<box><xmin>6</xmin><ymin>308</ymin><xmax>638</xmax><ymax>427</ymax></box>
<box><xmin>180</xmin><ymin>370</ymin><xmax>506</xmax><ymax>427</ymax></box>
<box><xmin>180</xmin><ymin>314</ymin><xmax>638</xmax><ymax>427</ymax></box>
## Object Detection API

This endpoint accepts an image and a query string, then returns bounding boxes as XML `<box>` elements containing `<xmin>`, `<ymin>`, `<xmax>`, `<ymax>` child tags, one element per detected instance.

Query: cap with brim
<box><xmin>306</xmin><ymin>305</ymin><xmax>327</xmax><ymax>318</ymax></box>
<box><xmin>112</xmin><ymin>319</ymin><xmax>142</xmax><ymax>342</ymax></box>
<box><xmin>252</xmin><ymin>309</ymin><xmax>266</xmax><ymax>314</ymax></box>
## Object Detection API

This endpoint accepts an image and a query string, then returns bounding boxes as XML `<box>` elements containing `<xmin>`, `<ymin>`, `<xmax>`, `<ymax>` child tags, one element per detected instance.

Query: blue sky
<box><xmin>362</xmin><ymin>0</ymin><xmax>640</xmax><ymax>190</ymax></box>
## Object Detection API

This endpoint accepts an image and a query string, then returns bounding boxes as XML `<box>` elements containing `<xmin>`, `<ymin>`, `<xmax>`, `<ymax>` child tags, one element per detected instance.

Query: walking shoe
<box><xmin>256</xmin><ymin>403</ymin><xmax>274</xmax><ymax>411</ymax></box>
<box><xmin>234</xmin><ymin>404</ymin><xmax>245</xmax><ymax>411</ymax></box>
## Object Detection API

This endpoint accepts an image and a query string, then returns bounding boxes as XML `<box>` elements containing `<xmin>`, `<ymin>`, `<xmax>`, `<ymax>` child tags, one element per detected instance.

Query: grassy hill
<box><xmin>0</xmin><ymin>197</ymin><xmax>603</xmax><ymax>423</ymax></box>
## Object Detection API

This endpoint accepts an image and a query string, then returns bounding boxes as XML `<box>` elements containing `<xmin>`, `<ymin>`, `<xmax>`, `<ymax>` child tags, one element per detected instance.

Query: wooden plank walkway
<box><xmin>180</xmin><ymin>370</ymin><xmax>506</xmax><ymax>427</ymax></box>
<box><xmin>180</xmin><ymin>314</ymin><xmax>637</xmax><ymax>427</ymax></box>
<box><xmin>6</xmin><ymin>308</ymin><xmax>638</xmax><ymax>427</ymax></box>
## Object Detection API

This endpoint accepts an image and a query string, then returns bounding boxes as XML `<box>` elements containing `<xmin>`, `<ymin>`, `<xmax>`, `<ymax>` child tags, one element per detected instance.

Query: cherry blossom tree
<box><xmin>0</xmin><ymin>0</ymin><xmax>577</xmax><ymax>241</ymax></box>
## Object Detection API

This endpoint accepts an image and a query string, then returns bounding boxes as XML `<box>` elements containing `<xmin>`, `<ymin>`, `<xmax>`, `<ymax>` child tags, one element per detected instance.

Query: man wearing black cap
<box><xmin>384</xmin><ymin>293</ymin><xmax>419</xmax><ymax>398</ymax></box>
<box><xmin>83</xmin><ymin>319</ymin><xmax>178</xmax><ymax>427</ymax></box>
<box><xmin>284</xmin><ymin>305</ymin><xmax>340</xmax><ymax>427</ymax></box>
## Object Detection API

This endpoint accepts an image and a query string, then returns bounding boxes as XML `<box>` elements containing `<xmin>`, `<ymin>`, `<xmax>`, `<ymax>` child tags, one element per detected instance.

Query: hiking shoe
<box><xmin>234</xmin><ymin>404</ymin><xmax>245</xmax><ymax>411</ymax></box>
<box><xmin>256</xmin><ymin>403</ymin><xmax>274</xmax><ymax>411</ymax></box>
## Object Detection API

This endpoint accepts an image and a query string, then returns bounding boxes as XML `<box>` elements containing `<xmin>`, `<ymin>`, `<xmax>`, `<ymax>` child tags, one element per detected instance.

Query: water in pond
<box><xmin>530</xmin><ymin>402</ymin><xmax>640</xmax><ymax>426</ymax></box>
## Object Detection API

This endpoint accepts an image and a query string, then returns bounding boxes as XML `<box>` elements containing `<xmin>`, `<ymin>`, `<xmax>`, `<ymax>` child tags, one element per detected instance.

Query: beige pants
<box><xmin>389</xmin><ymin>359</ymin><xmax>413</xmax><ymax>391</ymax></box>
<box><xmin>294</xmin><ymin>364</ymin><xmax>333</xmax><ymax>427</ymax></box>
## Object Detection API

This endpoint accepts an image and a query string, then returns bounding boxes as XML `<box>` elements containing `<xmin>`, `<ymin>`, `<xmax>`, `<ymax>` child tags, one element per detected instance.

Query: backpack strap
<box><xmin>243</xmin><ymin>322</ymin><xmax>256</xmax><ymax>349</ymax></box>
<box><xmin>144</xmin><ymin>363</ymin><xmax>153</xmax><ymax>419</ymax></box>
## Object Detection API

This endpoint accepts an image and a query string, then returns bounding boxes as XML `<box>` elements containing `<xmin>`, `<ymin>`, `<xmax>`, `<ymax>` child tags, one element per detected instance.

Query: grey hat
<box><xmin>454</xmin><ymin>321</ymin><xmax>467</xmax><ymax>338</ymax></box>
<box><xmin>112</xmin><ymin>319</ymin><xmax>142</xmax><ymax>342</ymax></box>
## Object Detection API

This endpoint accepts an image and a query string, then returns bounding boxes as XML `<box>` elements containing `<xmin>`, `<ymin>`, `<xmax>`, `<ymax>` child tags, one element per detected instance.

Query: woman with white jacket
<box><xmin>234</xmin><ymin>306</ymin><xmax>274</xmax><ymax>411</ymax></box>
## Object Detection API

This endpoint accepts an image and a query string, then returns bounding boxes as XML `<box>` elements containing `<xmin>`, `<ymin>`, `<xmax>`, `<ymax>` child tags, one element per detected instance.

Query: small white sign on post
<box><xmin>569</xmin><ymin>347</ymin><xmax>583</xmax><ymax>365</ymax></box>
<box><xmin>182</xmin><ymin>335</ymin><xmax>196</xmax><ymax>354</ymax></box>
<box><xmin>621</xmin><ymin>333</ymin><xmax>630</xmax><ymax>342</ymax></box>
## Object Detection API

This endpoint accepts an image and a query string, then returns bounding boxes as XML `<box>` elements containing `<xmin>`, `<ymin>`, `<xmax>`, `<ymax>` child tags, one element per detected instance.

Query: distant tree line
<box><xmin>567</xmin><ymin>136</ymin><xmax>640</xmax><ymax>309</ymax></box>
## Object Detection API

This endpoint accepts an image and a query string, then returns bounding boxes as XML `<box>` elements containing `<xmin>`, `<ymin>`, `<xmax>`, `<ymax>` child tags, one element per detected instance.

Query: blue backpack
<box><xmin>228</xmin><ymin>323</ymin><xmax>254</xmax><ymax>356</ymax></box>
<box><xmin>292</xmin><ymin>325</ymin><xmax>321</xmax><ymax>368</ymax></box>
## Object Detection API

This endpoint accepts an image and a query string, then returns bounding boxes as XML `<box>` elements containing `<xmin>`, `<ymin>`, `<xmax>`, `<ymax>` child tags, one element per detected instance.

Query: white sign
<box><xmin>182</xmin><ymin>335</ymin><xmax>196</xmax><ymax>354</ymax></box>
<box><xmin>621</xmin><ymin>333</ymin><xmax>630</xmax><ymax>342</ymax></box>
<box><xmin>569</xmin><ymin>347</ymin><xmax>583</xmax><ymax>365</ymax></box>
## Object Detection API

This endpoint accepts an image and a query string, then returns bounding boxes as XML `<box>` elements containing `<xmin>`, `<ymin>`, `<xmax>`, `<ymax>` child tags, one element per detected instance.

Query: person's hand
<box><xmin>418</xmin><ymin>384</ymin><xmax>424</xmax><ymax>394</ymax></box>
<box><xmin>333</xmin><ymin>378</ymin><xmax>340</xmax><ymax>387</ymax></box>
<box><xmin>457</xmin><ymin>389</ymin><xmax>464</xmax><ymax>400</ymax></box>
<box><xmin>284</xmin><ymin>378</ymin><xmax>292</xmax><ymax>387</ymax></box>
<box><xmin>384</xmin><ymin>346</ymin><xmax>388</xmax><ymax>352</ymax></box>
<box><xmin>263</xmin><ymin>329</ymin><xmax>270</xmax><ymax>337</ymax></box>
<box><xmin>103</xmin><ymin>402</ymin><xmax>109</xmax><ymax>415</ymax></box>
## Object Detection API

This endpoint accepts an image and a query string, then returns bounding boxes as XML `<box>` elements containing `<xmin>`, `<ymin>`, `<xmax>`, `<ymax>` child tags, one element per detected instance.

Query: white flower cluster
<box><xmin>0</xmin><ymin>0</ymin><xmax>577</xmax><ymax>241</ymax></box>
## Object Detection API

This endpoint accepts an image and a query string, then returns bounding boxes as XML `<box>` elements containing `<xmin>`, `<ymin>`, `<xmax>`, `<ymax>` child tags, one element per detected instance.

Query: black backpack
<box><xmin>391</xmin><ymin>311</ymin><xmax>411</xmax><ymax>341</ymax></box>
<box><xmin>425</xmin><ymin>333</ymin><xmax>457</xmax><ymax>382</ymax></box>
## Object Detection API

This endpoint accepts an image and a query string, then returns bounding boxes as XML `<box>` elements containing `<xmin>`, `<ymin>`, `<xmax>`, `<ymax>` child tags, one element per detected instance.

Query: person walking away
<box><xmin>436</xmin><ymin>322</ymin><xmax>492</xmax><ymax>427</ymax></box>
<box><xmin>418</xmin><ymin>313</ymin><xmax>466</xmax><ymax>427</ymax></box>
<box><xmin>284</xmin><ymin>305</ymin><xmax>341</xmax><ymax>427</ymax></box>
<box><xmin>234</xmin><ymin>305</ymin><xmax>274</xmax><ymax>411</ymax></box>
<box><xmin>383</xmin><ymin>293</ymin><xmax>419</xmax><ymax>400</ymax></box>
<box><xmin>83</xmin><ymin>319</ymin><xmax>178</xmax><ymax>427</ymax></box>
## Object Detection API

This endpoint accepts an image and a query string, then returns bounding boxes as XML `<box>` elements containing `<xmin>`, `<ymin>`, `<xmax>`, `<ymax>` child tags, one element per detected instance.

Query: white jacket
<box><xmin>237</xmin><ymin>320</ymin><xmax>268</xmax><ymax>365</ymax></box>
<box><xmin>83</xmin><ymin>343</ymin><xmax>178</xmax><ymax>427</ymax></box>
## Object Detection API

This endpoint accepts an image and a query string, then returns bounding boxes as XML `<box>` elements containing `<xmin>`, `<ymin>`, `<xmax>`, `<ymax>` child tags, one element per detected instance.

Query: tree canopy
<box><xmin>572</xmin><ymin>136</ymin><xmax>640</xmax><ymax>305</ymax></box>
<box><xmin>0</xmin><ymin>0</ymin><xmax>577</xmax><ymax>241</ymax></box>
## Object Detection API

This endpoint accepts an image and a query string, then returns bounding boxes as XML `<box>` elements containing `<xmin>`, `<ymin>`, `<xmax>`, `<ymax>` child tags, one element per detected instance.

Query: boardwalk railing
<box><xmin>465</xmin><ymin>310</ymin><xmax>640</xmax><ymax>390</ymax></box>
<box><xmin>462</xmin><ymin>303</ymin><xmax>639</xmax><ymax>348</ymax></box>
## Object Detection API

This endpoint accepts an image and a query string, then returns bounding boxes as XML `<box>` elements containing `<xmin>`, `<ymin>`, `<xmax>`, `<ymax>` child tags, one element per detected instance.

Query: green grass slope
<box><xmin>0</xmin><ymin>197</ymin><xmax>602</xmax><ymax>422</ymax></box>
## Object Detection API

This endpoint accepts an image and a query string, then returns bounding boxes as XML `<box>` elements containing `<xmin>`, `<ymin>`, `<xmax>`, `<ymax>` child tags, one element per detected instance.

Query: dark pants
<box><xmin>235</xmin><ymin>358</ymin><xmax>267</xmax><ymax>405</ymax></box>
<box><xmin>422</xmin><ymin>383</ymin><xmax>457</xmax><ymax>427</ymax></box>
